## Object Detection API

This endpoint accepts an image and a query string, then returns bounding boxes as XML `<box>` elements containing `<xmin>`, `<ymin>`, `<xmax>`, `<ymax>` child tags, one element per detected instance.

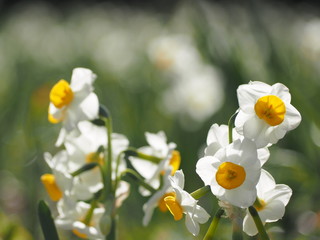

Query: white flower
<box><xmin>243</xmin><ymin>169</ymin><xmax>292</xmax><ymax>236</ymax></box>
<box><xmin>196</xmin><ymin>138</ymin><xmax>261</xmax><ymax>208</ymax></box>
<box><xmin>48</xmin><ymin>68</ymin><xmax>99</xmax><ymax>146</ymax></box>
<box><xmin>129</xmin><ymin>131</ymin><xmax>180</xmax><ymax>196</ymax></box>
<box><xmin>166</xmin><ymin>170</ymin><xmax>210</xmax><ymax>236</ymax></box>
<box><xmin>142</xmin><ymin>170</ymin><xmax>172</xmax><ymax>226</ymax></box>
<box><xmin>235</xmin><ymin>81</ymin><xmax>301</xmax><ymax>148</ymax></box>
<box><xmin>55</xmin><ymin>198</ymin><xmax>105</xmax><ymax>240</ymax></box>
<box><xmin>205</xmin><ymin>123</ymin><xmax>270</xmax><ymax>166</ymax></box>
<box><xmin>63</xmin><ymin>121</ymin><xmax>130</xmax><ymax>200</ymax></box>
<box><xmin>41</xmin><ymin>151</ymin><xmax>73</xmax><ymax>201</ymax></box>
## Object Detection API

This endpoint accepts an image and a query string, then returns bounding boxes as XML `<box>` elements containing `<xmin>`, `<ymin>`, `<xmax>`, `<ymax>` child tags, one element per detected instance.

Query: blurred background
<box><xmin>0</xmin><ymin>0</ymin><xmax>320</xmax><ymax>239</ymax></box>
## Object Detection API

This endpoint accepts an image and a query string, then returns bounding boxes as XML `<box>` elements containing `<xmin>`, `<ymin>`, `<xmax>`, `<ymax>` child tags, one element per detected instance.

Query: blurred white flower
<box><xmin>55</xmin><ymin>198</ymin><xmax>105</xmax><ymax>240</ymax></box>
<box><xmin>48</xmin><ymin>68</ymin><xmax>99</xmax><ymax>146</ymax></box>
<box><xmin>196</xmin><ymin>138</ymin><xmax>261</xmax><ymax>208</ymax></box>
<box><xmin>243</xmin><ymin>169</ymin><xmax>292</xmax><ymax>236</ymax></box>
<box><xmin>165</xmin><ymin>170</ymin><xmax>210</xmax><ymax>236</ymax></box>
<box><xmin>129</xmin><ymin>131</ymin><xmax>180</xmax><ymax>196</ymax></box>
<box><xmin>161</xmin><ymin>66</ymin><xmax>224</xmax><ymax>125</ymax></box>
<box><xmin>205</xmin><ymin>123</ymin><xmax>270</xmax><ymax>166</ymax></box>
<box><xmin>235</xmin><ymin>81</ymin><xmax>301</xmax><ymax>148</ymax></box>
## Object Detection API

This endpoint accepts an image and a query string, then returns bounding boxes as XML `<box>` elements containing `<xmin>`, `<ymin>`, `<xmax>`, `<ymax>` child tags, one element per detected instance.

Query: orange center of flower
<box><xmin>49</xmin><ymin>79</ymin><xmax>74</xmax><ymax>109</ymax></box>
<box><xmin>254</xmin><ymin>95</ymin><xmax>286</xmax><ymax>126</ymax></box>
<box><xmin>41</xmin><ymin>174</ymin><xmax>63</xmax><ymax>201</ymax></box>
<box><xmin>216</xmin><ymin>162</ymin><xmax>246</xmax><ymax>190</ymax></box>
<box><xmin>158</xmin><ymin>192</ymin><xmax>175</xmax><ymax>212</ymax></box>
<box><xmin>86</xmin><ymin>152</ymin><xmax>104</xmax><ymax>166</ymax></box>
<box><xmin>164</xmin><ymin>194</ymin><xmax>183</xmax><ymax>221</ymax></box>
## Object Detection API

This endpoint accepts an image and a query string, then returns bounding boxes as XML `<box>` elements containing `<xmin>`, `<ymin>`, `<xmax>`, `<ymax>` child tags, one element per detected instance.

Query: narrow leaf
<box><xmin>38</xmin><ymin>200</ymin><xmax>59</xmax><ymax>240</ymax></box>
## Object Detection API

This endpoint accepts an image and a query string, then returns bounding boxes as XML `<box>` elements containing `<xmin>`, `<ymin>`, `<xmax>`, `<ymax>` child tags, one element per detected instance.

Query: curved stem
<box><xmin>228</xmin><ymin>110</ymin><xmax>238</xmax><ymax>144</ymax></box>
<box><xmin>248</xmin><ymin>206</ymin><xmax>270</xmax><ymax>240</ymax></box>
<box><xmin>203</xmin><ymin>208</ymin><xmax>224</xmax><ymax>240</ymax></box>
<box><xmin>190</xmin><ymin>185</ymin><xmax>210</xmax><ymax>200</ymax></box>
<box><xmin>121</xmin><ymin>169</ymin><xmax>156</xmax><ymax>194</ymax></box>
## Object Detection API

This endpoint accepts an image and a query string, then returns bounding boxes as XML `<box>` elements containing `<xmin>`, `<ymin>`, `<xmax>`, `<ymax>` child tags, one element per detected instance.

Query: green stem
<box><xmin>203</xmin><ymin>208</ymin><xmax>224</xmax><ymax>240</ymax></box>
<box><xmin>248</xmin><ymin>206</ymin><xmax>270</xmax><ymax>240</ymax></box>
<box><xmin>124</xmin><ymin>149</ymin><xmax>163</xmax><ymax>164</ymax></box>
<box><xmin>121</xmin><ymin>169</ymin><xmax>156</xmax><ymax>194</ymax></box>
<box><xmin>190</xmin><ymin>185</ymin><xmax>210</xmax><ymax>200</ymax></box>
<box><xmin>83</xmin><ymin>199</ymin><xmax>98</xmax><ymax>225</ymax></box>
<box><xmin>228</xmin><ymin>110</ymin><xmax>238</xmax><ymax>144</ymax></box>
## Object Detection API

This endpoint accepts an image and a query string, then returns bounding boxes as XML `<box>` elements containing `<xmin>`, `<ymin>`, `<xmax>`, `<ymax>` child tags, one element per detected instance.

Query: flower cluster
<box><xmin>40</xmin><ymin>69</ymin><xmax>301</xmax><ymax>239</ymax></box>
<box><xmin>196</xmin><ymin>81</ymin><xmax>301</xmax><ymax>236</ymax></box>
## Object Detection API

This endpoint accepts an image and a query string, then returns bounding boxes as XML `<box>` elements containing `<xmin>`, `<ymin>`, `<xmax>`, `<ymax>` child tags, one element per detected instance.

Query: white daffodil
<box><xmin>205</xmin><ymin>123</ymin><xmax>270</xmax><ymax>166</ymax></box>
<box><xmin>165</xmin><ymin>170</ymin><xmax>210</xmax><ymax>236</ymax></box>
<box><xmin>243</xmin><ymin>169</ymin><xmax>292</xmax><ymax>236</ymax></box>
<box><xmin>142</xmin><ymin>170</ymin><xmax>173</xmax><ymax>226</ymax></box>
<box><xmin>63</xmin><ymin>121</ymin><xmax>130</xmax><ymax>200</ymax></box>
<box><xmin>55</xmin><ymin>198</ymin><xmax>105</xmax><ymax>240</ymax></box>
<box><xmin>196</xmin><ymin>138</ymin><xmax>261</xmax><ymax>208</ymax></box>
<box><xmin>235</xmin><ymin>81</ymin><xmax>301</xmax><ymax>148</ymax></box>
<box><xmin>48</xmin><ymin>68</ymin><xmax>99</xmax><ymax>146</ymax></box>
<box><xmin>129</xmin><ymin>131</ymin><xmax>180</xmax><ymax>196</ymax></box>
<box><xmin>41</xmin><ymin>151</ymin><xmax>73</xmax><ymax>202</ymax></box>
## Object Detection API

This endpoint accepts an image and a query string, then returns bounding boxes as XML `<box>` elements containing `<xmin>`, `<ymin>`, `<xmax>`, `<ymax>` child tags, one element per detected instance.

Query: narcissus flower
<box><xmin>243</xmin><ymin>169</ymin><xmax>292</xmax><ymax>236</ymax></box>
<box><xmin>166</xmin><ymin>170</ymin><xmax>210</xmax><ymax>236</ymax></box>
<box><xmin>55</xmin><ymin>198</ymin><xmax>105</xmax><ymax>240</ymax></box>
<box><xmin>196</xmin><ymin>138</ymin><xmax>261</xmax><ymax>208</ymax></box>
<box><xmin>48</xmin><ymin>68</ymin><xmax>99</xmax><ymax>146</ymax></box>
<box><xmin>235</xmin><ymin>81</ymin><xmax>301</xmax><ymax>148</ymax></box>
<box><xmin>129</xmin><ymin>131</ymin><xmax>180</xmax><ymax>196</ymax></box>
<box><xmin>205</xmin><ymin>124</ymin><xmax>270</xmax><ymax>166</ymax></box>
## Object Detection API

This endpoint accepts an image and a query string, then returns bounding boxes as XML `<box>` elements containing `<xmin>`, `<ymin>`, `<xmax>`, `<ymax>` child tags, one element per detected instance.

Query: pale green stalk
<box><xmin>203</xmin><ymin>208</ymin><xmax>224</xmax><ymax>240</ymax></box>
<box><xmin>190</xmin><ymin>185</ymin><xmax>210</xmax><ymax>200</ymax></box>
<box><xmin>228</xmin><ymin>110</ymin><xmax>238</xmax><ymax>144</ymax></box>
<box><xmin>248</xmin><ymin>206</ymin><xmax>270</xmax><ymax>240</ymax></box>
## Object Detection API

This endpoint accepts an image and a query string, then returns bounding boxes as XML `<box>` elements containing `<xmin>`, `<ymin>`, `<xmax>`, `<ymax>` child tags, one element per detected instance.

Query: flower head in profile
<box><xmin>48</xmin><ymin>68</ymin><xmax>99</xmax><ymax>146</ymax></box>
<box><xmin>235</xmin><ymin>81</ymin><xmax>301</xmax><ymax>148</ymax></box>
<box><xmin>196</xmin><ymin>138</ymin><xmax>261</xmax><ymax>208</ymax></box>
<box><xmin>243</xmin><ymin>169</ymin><xmax>292</xmax><ymax>236</ymax></box>
<box><xmin>129</xmin><ymin>131</ymin><xmax>180</xmax><ymax>196</ymax></box>
<box><xmin>165</xmin><ymin>170</ymin><xmax>210</xmax><ymax>236</ymax></box>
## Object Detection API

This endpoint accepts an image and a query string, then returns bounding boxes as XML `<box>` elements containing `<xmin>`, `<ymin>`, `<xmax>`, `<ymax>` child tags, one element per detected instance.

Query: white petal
<box><xmin>70</xmin><ymin>68</ymin><xmax>96</xmax><ymax>92</ymax></box>
<box><xmin>243</xmin><ymin>117</ymin><xmax>269</xmax><ymax>148</ymax></box>
<box><xmin>270</xmin><ymin>83</ymin><xmax>291</xmax><ymax>103</ymax></box>
<box><xmin>237</xmin><ymin>82</ymin><xmax>270</xmax><ymax>112</ymax></box>
<box><xmin>257</xmin><ymin>169</ymin><xmax>276</xmax><ymax>197</ymax></box>
<box><xmin>243</xmin><ymin>212</ymin><xmax>259</xmax><ymax>236</ymax></box>
<box><xmin>79</xmin><ymin>92</ymin><xmax>99</xmax><ymax>120</ymax></box>
<box><xmin>265</xmin><ymin>184</ymin><xmax>292</xmax><ymax>206</ymax></box>
<box><xmin>257</xmin><ymin>147</ymin><xmax>270</xmax><ymax>166</ymax></box>
<box><xmin>224</xmin><ymin>184</ymin><xmax>257</xmax><ymax>208</ymax></box>
<box><xmin>171</xmin><ymin>170</ymin><xmax>185</xmax><ymax>189</ymax></box>
<box><xmin>193</xmin><ymin>205</ymin><xmax>210</xmax><ymax>224</ymax></box>
<box><xmin>260</xmin><ymin>200</ymin><xmax>285</xmax><ymax>222</ymax></box>
<box><xmin>284</xmin><ymin>104</ymin><xmax>302</xmax><ymax>131</ymax></box>
<box><xmin>196</xmin><ymin>156</ymin><xmax>216</xmax><ymax>186</ymax></box>
<box><xmin>185</xmin><ymin>213</ymin><xmax>200</xmax><ymax>236</ymax></box>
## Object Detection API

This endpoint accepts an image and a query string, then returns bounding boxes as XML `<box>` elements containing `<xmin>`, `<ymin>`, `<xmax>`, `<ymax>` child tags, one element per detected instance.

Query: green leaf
<box><xmin>38</xmin><ymin>200</ymin><xmax>59</xmax><ymax>240</ymax></box>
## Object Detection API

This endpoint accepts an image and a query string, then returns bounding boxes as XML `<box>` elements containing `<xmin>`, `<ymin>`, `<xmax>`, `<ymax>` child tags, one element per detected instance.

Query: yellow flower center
<box><xmin>254</xmin><ymin>95</ymin><xmax>286</xmax><ymax>126</ymax></box>
<box><xmin>216</xmin><ymin>162</ymin><xmax>246</xmax><ymax>190</ymax></box>
<box><xmin>158</xmin><ymin>192</ymin><xmax>175</xmax><ymax>212</ymax></box>
<box><xmin>254</xmin><ymin>198</ymin><xmax>266</xmax><ymax>211</ymax></box>
<box><xmin>160</xmin><ymin>150</ymin><xmax>181</xmax><ymax>176</ymax></box>
<box><xmin>164</xmin><ymin>195</ymin><xmax>183</xmax><ymax>221</ymax></box>
<box><xmin>168</xmin><ymin>150</ymin><xmax>181</xmax><ymax>175</ymax></box>
<box><xmin>41</xmin><ymin>174</ymin><xmax>63</xmax><ymax>201</ymax></box>
<box><xmin>72</xmin><ymin>229</ymin><xmax>88</xmax><ymax>239</ymax></box>
<box><xmin>86</xmin><ymin>152</ymin><xmax>104</xmax><ymax>166</ymax></box>
<box><xmin>49</xmin><ymin>79</ymin><xmax>74</xmax><ymax>109</ymax></box>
